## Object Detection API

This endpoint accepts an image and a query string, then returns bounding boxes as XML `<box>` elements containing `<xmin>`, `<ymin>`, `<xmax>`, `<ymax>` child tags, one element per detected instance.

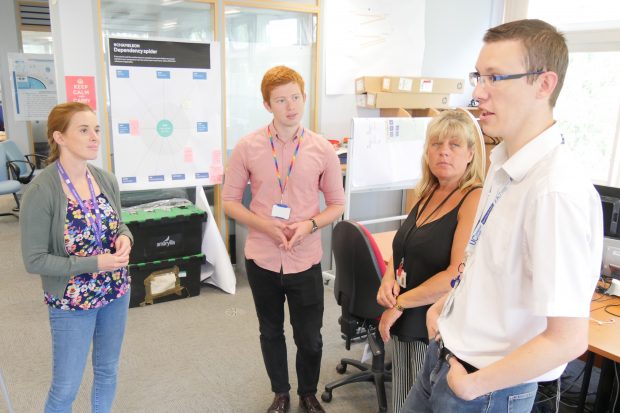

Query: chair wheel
<box><xmin>321</xmin><ymin>391</ymin><xmax>332</xmax><ymax>402</ymax></box>
<box><xmin>336</xmin><ymin>362</ymin><xmax>347</xmax><ymax>374</ymax></box>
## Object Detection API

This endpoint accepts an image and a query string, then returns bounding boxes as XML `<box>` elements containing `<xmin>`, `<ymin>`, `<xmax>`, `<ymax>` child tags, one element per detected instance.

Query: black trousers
<box><xmin>246</xmin><ymin>259</ymin><xmax>324</xmax><ymax>396</ymax></box>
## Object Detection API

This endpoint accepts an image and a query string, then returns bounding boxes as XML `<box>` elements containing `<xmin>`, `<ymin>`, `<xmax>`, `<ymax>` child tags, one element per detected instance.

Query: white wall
<box><xmin>49</xmin><ymin>0</ymin><xmax>107</xmax><ymax>169</ymax></box>
<box><xmin>422</xmin><ymin>0</ymin><xmax>504</xmax><ymax>107</ymax></box>
<box><xmin>0</xmin><ymin>0</ymin><xmax>31</xmax><ymax>155</ymax></box>
<box><xmin>317</xmin><ymin>0</ymin><xmax>504</xmax><ymax>233</ymax></box>
<box><xmin>318</xmin><ymin>0</ymin><xmax>505</xmax><ymax>139</ymax></box>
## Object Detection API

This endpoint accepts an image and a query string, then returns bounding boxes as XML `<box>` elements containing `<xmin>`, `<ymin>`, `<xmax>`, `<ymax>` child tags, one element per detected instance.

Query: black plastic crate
<box><xmin>128</xmin><ymin>253</ymin><xmax>205</xmax><ymax>308</ymax></box>
<box><xmin>121</xmin><ymin>205</ymin><xmax>206</xmax><ymax>263</ymax></box>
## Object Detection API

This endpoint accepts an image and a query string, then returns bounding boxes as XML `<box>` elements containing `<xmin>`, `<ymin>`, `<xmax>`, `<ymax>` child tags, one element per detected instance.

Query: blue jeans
<box><xmin>45</xmin><ymin>292</ymin><xmax>129</xmax><ymax>413</ymax></box>
<box><xmin>402</xmin><ymin>339</ymin><xmax>538</xmax><ymax>413</ymax></box>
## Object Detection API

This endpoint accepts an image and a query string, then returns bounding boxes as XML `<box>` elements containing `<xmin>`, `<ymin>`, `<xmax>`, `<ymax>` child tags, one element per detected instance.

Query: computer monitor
<box><xmin>595</xmin><ymin>184</ymin><xmax>620</xmax><ymax>240</ymax></box>
<box><xmin>596</xmin><ymin>185</ymin><xmax>620</xmax><ymax>278</ymax></box>
<box><xmin>602</xmin><ymin>238</ymin><xmax>620</xmax><ymax>278</ymax></box>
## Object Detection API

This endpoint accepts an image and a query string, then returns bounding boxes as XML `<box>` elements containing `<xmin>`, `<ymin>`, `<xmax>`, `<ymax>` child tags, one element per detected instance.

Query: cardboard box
<box><xmin>379</xmin><ymin>108</ymin><xmax>442</xmax><ymax>118</ymax></box>
<box><xmin>355</xmin><ymin>76</ymin><xmax>384</xmax><ymax>94</ymax></box>
<box><xmin>381</xmin><ymin>77</ymin><xmax>465</xmax><ymax>94</ymax></box>
<box><xmin>356</xmin><ymin>92</ymin><xmax>450</xmax><ymax>109</ymax></box>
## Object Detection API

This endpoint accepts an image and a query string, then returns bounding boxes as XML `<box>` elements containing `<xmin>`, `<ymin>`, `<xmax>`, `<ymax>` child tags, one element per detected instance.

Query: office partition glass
<box><xmin>225</xmin><ymin>6</ymin><xmax>316</xmax><ymax>150</ymax></box>
<box><xmin>100</xmin><ymin>0</ymin><xmax>214</xmax><ymax>42</ymax></box>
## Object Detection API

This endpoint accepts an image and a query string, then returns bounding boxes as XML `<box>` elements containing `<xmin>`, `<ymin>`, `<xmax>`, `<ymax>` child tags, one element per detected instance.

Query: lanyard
<box><xmin>268</xmin><ymin>127</ymin><xmax>304</xmax><ymax>199</ymax></box>
<box><xmin>451</xmin><ymin>179</ymin><xmax>511</xmax><ymax>288</ymax></box>
<box><xmin>468</xmin><ymin>179</ymin><xmax>511</xmax><ymax>248</ymax></box>
<box><xmin>57</xmin><ymin>161</ymin><xmax>103</xmax><ymax>251</ymax></box>
<box><xmin>398</xmin><ymin>185</ymin><xmax>459</xmax><ymax>269</ymax></box>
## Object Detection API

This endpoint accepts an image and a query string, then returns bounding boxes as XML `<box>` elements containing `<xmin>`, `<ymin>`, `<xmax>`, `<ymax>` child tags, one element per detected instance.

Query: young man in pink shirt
<box><xmin>222</xmin><ymin>66</ymin><xmax>345</xmax><ymax>413</ymax></box>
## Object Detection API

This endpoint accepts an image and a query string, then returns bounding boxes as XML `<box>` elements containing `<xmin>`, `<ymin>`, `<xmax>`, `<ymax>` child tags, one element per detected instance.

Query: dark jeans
<box><xmin>246</xmin><ymin>259</ymin><xmax>324</xmax><ymax>396</ymax></box>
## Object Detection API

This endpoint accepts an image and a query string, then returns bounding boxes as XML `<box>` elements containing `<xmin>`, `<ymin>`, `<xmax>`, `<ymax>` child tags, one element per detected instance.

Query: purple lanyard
<box><xmin>57</xmin><ymin>161</ymin><xmax>103</xmax><ymax>251</ymax></box>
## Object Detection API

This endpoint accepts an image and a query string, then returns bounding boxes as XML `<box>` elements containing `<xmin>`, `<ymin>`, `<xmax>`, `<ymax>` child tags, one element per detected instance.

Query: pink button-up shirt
<box><xmin>222</xmin><ymin>124</ymin><xmax>345</xmax><ymax>274</ymax></box>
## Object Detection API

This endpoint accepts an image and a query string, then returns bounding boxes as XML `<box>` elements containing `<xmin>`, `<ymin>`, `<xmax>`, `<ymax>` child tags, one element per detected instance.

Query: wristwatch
<box><xmin>394</xmin><ymin>299</ymin><xmax>405</xmax><ymax>312</ymax></box>
<box><xmin>310</xmin><ymin>218</ymin><xmax>319</xmax><ymax>233</ymax></box>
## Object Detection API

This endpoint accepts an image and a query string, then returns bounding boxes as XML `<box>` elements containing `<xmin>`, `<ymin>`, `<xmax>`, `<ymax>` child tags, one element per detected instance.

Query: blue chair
<box><xmin>2</xmin><ymin>140</ymin><xmax>45</xmax><ymax>184</ymax></box>
<box><xmin>0</xmin><ymin>142</ymin><xmax>21</xmax><ymax>217</ymax></box>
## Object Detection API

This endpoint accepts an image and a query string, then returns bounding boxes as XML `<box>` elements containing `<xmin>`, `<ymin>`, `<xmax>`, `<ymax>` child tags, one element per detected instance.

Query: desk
<box><xmin>372</xmin><ymin>230</ymin><xmax>396</xmax><ymax>264</ymax></box>
<box><xmin>578</xmin><ymin>293</ymin><xmax>620</xmax><ymax>412</ymax></box>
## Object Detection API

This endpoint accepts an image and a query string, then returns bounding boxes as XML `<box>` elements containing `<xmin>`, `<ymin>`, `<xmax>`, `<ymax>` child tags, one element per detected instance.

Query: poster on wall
<box><xmin>7</xmin><ymin>53</ymin><xmax>57</xmax><ymax>121</ymax></box>
<box><xmin>65</xmin><ymin>76</ymin><xmax>96</xmax><ymax>110</ymax></box>
<box><xmin>107</xmin><ymin>38</ymin><xmax>222</xmax><ymax>191</ymax></box>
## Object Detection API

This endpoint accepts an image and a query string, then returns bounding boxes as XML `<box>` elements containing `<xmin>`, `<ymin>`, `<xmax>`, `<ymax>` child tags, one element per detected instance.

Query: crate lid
<box><xmin>121</xmin><ymin>204</ymin><xmax>206</xmax><ymax>224</ymax></box>
<box><xmin>128</xmin><ymin>253</ymin><xmax>206</xmax><ymax>268</ymax></box>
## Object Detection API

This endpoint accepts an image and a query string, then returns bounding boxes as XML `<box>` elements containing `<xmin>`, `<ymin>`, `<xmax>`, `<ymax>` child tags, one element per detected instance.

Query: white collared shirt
<box><xmin>438</xmin><ymin>123</ymin><xmax>603</xmax><ymax>382</ymax></box>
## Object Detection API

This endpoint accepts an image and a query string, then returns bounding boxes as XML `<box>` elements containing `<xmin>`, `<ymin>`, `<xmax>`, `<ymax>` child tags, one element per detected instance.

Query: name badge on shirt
<box><xmin>271</xmin><ymin>203</ymin><xmax>291</xmax><ymax>220</ymax></box>
<box><xmin>396</xmin><ymin>260</ymin><xmax>407</xmax><ymax>288</ymax></box>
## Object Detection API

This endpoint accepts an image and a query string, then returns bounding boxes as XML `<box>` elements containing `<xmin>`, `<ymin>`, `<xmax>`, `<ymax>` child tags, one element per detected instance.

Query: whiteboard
<box><xmin>348</xmin><ymin>117</ymin><xmax>431</xmax><ymax>192</ymax></box>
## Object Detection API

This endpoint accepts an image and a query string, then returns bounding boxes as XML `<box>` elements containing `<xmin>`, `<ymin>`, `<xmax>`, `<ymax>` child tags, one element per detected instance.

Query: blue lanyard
<box><xmin>451</xmin><ymin>179</ymin><xmax>511</xmax><ymax>288</ymax></box>
<box><xmin>468</xmin><ymin>180</ymin><xmax>511</xmax><ymax>248</ymax></box>
<box><xmin>57</xmin><ymin>161</ymin><xmax>104</xmax><ymax>251</ymax></box>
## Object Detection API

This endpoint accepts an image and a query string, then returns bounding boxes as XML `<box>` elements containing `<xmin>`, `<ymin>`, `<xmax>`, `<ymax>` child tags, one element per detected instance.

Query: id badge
<box><xmin>271</xmin><ymin>203</ymin><xmax>291</xmax><ymax>220</ymax></box>
<box><xmin>396</xmin><ymin>265</ymin><xmax>407</xmax><ymax>289</ymax></box>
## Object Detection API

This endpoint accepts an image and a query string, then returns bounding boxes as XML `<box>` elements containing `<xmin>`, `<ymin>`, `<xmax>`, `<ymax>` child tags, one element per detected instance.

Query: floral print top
<box><xmin>45</xmin><ymin>193</ymin><xmax>130</xmax><ymax>310</ymax></box>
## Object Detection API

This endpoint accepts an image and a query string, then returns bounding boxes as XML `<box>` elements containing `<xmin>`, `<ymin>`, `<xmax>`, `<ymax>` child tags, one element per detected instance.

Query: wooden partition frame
<box><xmin>221</xmin><ymin>0</ymin><xmax>322</xmax><ymax>249</ymax></box>
<box><xmin>95</xmin><ymin>0</ymin><xmax>322</xmax><ymax>246</ymax></box>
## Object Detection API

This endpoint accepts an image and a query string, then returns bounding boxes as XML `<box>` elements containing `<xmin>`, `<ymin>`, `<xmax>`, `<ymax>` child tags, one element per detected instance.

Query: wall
<box><xmin>317</xmin><ymin>0</ymin><xmax>503</xmax><ymax>233</ymax></box>
<box><xmin>49</xmin><ymin>0</ymin><xmax>106</xmax><ymax>168</ymax></box>
<box><xmin>421</xmin><ymin>0</ymin><xmax>504</xmax><ymax>107</ymax></box>
<box><xmin>0</xmin><ymin>0</ymin><xmax>30</xmax><ymax>154</ymax></box>
<box><xmin>318</xmin><ymin>0</ymin><xmax>504</xmax><ymax>139</ymax></box>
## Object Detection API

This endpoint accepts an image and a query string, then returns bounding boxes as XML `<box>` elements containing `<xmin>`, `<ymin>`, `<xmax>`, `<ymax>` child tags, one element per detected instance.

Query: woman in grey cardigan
<box><xmin>20</xmin><ymin>102</ymin><xmax>133</xmax><ymax>413</ymax></box>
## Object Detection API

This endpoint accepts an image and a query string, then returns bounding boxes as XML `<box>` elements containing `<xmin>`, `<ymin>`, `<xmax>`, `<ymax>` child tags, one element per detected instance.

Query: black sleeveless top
<box><xmin>390</xmin><ymin>186</ymin><xmax>479</xmax><ymax>342</ymax></box>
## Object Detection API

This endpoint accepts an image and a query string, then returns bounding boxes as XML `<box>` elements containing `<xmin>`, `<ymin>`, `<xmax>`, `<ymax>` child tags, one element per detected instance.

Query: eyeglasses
<box><xmin>469</xmin><ymin>70</ymin><xmax>544</xmax><ymax>87</ymax></box>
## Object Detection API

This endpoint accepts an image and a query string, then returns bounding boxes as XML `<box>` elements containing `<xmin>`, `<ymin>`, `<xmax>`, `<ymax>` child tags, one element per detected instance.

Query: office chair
<box><xmin>321</xmin><ymin>220</ymin><xmax>391</xmax><ymax>413</ymax></box>
<box><xmin>1</xmin><ymin>140</ymin><xmax>45</xmax><ymax>185</ymax></box>
<box><xmin>0</xmin><ymin>142</ymin><xmax>21</xmax><ymax>217</ymax></box>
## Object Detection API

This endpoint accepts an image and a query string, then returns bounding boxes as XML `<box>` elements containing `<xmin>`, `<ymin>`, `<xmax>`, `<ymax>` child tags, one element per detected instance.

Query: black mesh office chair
<box><xmin>321</xmin><ymin>220</ymin><xmax>391</xmax><ymax>413</ymax></box>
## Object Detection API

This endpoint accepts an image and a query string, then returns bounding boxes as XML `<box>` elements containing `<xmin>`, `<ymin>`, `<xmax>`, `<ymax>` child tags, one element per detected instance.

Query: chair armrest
<box><xmin>25</xmin><ymin>154</ymin><xmax>48</xmax><ymax>169</ymax></box>
<box><xmin>366</xmin><ymin>325</ymin><xmax>384</xmax><ymax>357</ymax></box>
<box><xmin>6</xmin><ymin>159</ymin><xmax>35</xmax><ymax>183</ymax></box>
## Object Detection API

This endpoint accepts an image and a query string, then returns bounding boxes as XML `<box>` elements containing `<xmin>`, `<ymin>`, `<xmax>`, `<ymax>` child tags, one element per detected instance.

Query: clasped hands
<box><xmin>97</xmin><ymin>234</ymin><xmax>132</xmax><ymax>271</ymax></box>
<box><xmin>264</xmin><ymin>218</ymin><xmax>313</xmax><ymax>250</ymax></box>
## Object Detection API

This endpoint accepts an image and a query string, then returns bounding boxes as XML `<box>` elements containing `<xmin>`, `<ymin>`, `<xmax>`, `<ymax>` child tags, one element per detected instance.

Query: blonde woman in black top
<box><xmin>376</xmin><ymin>110</ymin><xmax>485</xmax><ymax>412</ymax></box>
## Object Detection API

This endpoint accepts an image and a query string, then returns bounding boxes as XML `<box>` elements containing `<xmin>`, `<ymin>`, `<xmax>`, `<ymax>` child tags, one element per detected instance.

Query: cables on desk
<box><xmin>604</xmin><ymin>304</ymin><xmax>620</xmax><ymax>318</ymax></box>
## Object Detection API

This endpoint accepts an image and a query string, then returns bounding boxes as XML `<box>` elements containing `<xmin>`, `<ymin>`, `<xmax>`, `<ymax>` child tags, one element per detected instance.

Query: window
<box><xmin>225</xmin><ymin>6</ymin><xmax>317</xmax><ymax>150</ymax></box>
<box><xmin>100</xmin><ymin>0</ymin><xmax>214</xmax><ymax>42</ymax></box>
<box><xmin>505</xmin><ymin>0</ymin><xmax>620</xmax><ymax>185</ymax></box>
<box><xmin>21</xmin><ymin>31</ymin><xmax>53</xmax><ymax>54</ymax></box>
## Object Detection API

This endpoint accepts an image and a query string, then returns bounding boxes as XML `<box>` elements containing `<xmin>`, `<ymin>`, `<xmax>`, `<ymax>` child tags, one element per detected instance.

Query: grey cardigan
<box><xmin>20</xmin><ymin>163</ymin><xmax>133</xmax><ymax>297</ymax></box>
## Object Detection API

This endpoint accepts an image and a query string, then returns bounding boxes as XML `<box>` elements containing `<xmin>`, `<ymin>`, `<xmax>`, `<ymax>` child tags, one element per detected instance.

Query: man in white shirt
<box><xmin>402</xmin><ymin>19</ymin><xmax>603</xmax><ymax>412</ymax></box>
